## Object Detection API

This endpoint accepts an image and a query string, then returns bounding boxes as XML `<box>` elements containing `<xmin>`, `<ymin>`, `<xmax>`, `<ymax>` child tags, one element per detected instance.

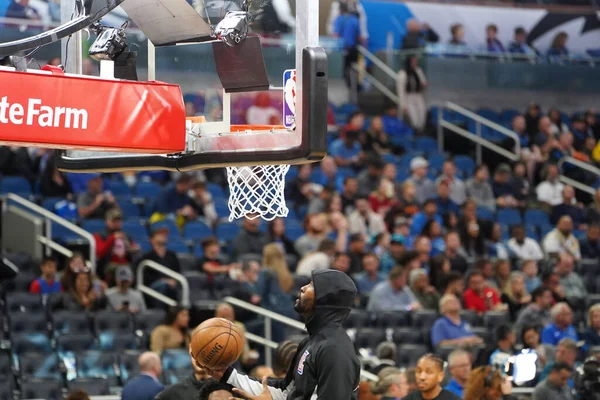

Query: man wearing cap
<box><xmin>94</xmin><ymin>208</ymin><xmax>138</xmax><ymax>280</ymax></box>
<box><xmin>408</xmin><ymin>156</ymin><xmax>436</xmax><ymax>205</ymax></box>
<box><xmin>152</xmin><ymin>173</ymin><xmax>197</xmax><ymax>224</ymax></box>
<box><xmin>105</xmin><ymin>266</ymin><xmax>146</xmax><ymax>313</ymax></box>
<box><xmin>77</xmin><ymin>173</ymin><xmax>116</xmax><ymax>219</ymax></box>
<box><xmin>380</xmin><ymin>234</ymin><xmax>405</xmax><ymax>274</ymax></box>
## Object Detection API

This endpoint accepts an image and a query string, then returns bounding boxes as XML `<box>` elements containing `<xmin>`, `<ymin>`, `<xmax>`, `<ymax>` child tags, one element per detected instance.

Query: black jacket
<box><xmin>154</xmin><ymin>374</ymin><xmax>207</xmax><ymax>400</ymax></box>
<box><xmin>222</xmin><ymin>269</ymin><xmax>361</xmax><ymax>399</ymax></box>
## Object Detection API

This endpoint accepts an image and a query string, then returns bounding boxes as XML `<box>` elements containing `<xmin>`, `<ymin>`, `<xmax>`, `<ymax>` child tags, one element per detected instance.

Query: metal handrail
<box><xmin>351</xmin><ymin>64</ymin><xmax>399</xmax><ymax>105</ymax></box>
<box><xmin>439</xmin><ymin>102</ymin><xmax>521</xmax><ymax>164</ymax></box>
<box><xmin>136</xmin><ymin>259</ymin><xmax>190</xmax><ymax>307</ymax></box>
<box><xmin>357</xmin><ymin>44</ymin><xmax>398</xmax><ymax>82</ymax></box>
<box><xmin>557</xmin><ymin>156</ymin><xmax>600</xmax><ymax>195</ymax></box>
<box><xmin>5</xmin><ymin>193</ymin><xmax>96</xmax><ymax>269</ymax></box>
<box><xmin>223</xmin><ymin>296</ymin><xmax>378</xmax><ymax>382</ymax></box>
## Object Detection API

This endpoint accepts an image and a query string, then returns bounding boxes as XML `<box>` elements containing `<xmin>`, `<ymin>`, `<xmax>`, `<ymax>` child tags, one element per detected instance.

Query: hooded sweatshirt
<box><xmin>222</xmin><ymin>269</ymin><xmax>361</xmax><ymax>399</ymax></box>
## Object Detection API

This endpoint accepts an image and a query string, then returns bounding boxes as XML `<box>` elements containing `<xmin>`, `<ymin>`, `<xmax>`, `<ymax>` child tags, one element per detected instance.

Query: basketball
<box><xmin>190</xmin><ymin>318</ymin><xmax>244</xmax><ymax>369</ymax></box>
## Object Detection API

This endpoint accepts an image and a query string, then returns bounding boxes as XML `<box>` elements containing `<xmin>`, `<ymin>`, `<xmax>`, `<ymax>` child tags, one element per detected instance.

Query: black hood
<box><xmin>305</xmin><ymin>269</ymin><xmax>357</xmax><ymax>335</ymax></box>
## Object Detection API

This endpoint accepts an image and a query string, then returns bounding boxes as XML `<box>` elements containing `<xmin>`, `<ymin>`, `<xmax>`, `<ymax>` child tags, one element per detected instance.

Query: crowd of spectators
<box><xmin>1</xmin><ymin>92</ymin><xmax>599</xmax><ymax>398</ymax></box>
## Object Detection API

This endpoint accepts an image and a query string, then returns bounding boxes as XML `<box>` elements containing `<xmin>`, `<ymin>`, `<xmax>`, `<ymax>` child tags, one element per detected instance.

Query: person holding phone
<box><xmin>105</xmin><ymin>266</ymin><xmax>146</xmax><ymax>313</ymax></box>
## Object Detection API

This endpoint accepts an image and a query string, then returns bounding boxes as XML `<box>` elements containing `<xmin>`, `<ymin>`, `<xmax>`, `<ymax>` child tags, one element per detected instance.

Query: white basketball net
<box><xmin>226</xmin><ymin>165</ymin><xmax>290</xmax><ymax>221</ymax></box>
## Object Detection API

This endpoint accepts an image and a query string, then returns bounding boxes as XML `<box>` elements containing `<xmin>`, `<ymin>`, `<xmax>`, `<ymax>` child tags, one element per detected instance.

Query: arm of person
<box><xmin>396</xmin><ymin>71</ymin><xmax>407</xmax><ymax>114</ymax></box>
<box><xmin>202</xmin><ymin>261</ymin><xmax>231</xmax><ymax>274</ymax></box>
<box><xmin>77</xmin><ymin>194</ymin><xmax>102</xmax><ymax>219</ymax></box>
<box><xmin>223</xmin><ymin>367</ymin><xmax>289</xmax><ymax>400</ymax></box>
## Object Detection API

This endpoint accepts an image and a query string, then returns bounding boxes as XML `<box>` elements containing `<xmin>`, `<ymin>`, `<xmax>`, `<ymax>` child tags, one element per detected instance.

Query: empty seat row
<box><xmin>1</xmin><ymin>304</ymin><xmax>165</xmax><ymax>338</ymax></box>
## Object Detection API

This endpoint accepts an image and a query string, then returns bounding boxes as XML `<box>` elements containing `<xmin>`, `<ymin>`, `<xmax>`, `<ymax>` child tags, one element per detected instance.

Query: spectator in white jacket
<box><xmin>542</xmin><ymin>216</ymin><xmax>581</xmax><ymax>260</ymax></box>
<box><xmin>507</xmin><ymin>225</ymin><xmax>544</xmax><ymax>261</ymax></box>
<box><xmin>348</xmin><ymin>196</ymin><xmax>386</xmax><ymax>239</ymax></box>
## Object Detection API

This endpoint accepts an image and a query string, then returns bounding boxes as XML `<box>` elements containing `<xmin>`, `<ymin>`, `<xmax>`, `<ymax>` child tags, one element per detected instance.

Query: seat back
<box><xmin>51</xmin><ymin>311</ymin><xmax>91</xmax><ymax>337</ymax></box>
<box><xmin>5</xmin><ymin>293</ymin><xmax>43</xmax><ymax>313</ymax></box>
<box><xmin>18</xmin><ymin>353</ymin><xmax>61</xmax><ymax>380</ymax></box>
<box><xmin>75</xmin><ymin>350</ymin><xmax>118</xmax><ymax>379</ymax></box>
<box><xmin>94</xmin><ymin>311</ymin><xmax>134</xmax><ymax>334</ymax></box>
<box><xmin>67</xmin><ymin>377</ymin><xmax>111</xmax><ymax>396</ymax></box>
<box><xmin>20</xmin><ymin>378</ymin><xmax>63</xmax><ymax>400</ymax></box>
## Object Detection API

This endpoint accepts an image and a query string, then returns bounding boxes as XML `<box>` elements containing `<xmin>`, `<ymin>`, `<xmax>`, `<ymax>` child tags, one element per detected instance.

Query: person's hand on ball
<box><xmin>231</xmin><ymin>376</ymin><xmax>273</xmax><ymax>400</ymax></box>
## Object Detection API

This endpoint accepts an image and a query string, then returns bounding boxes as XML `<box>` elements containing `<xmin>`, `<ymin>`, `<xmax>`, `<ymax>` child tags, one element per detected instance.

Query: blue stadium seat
<box><xmin>50</xmin><ymin>222</ymin><xmax>81</xmax><ymax>243</ymax></box>
<box><xmin>453</xmin><ymin>156</ymin><xmax>475</xmax><ymax>178</ymax></box>
<box><xmin>75</xmin><ymin>351</ymin><xmax>119</xmax><ymax>387</ymax></box>
<box><xmin>216</xmin><ymin>223</ymin><xmax>240</xmax><ymax>242</ymax></box>
<box><xmin>150</xmin><ymin>220</ymin><xmax>180</xmax><ymax>236</ymax></box>
<box><xmin>165</xmin><ymin>370</ymin><xmax>190</xmax><ymax>385</ymax></box>
<box><xmin>56</xmin><ymin>333</ymin><xmax>97</xmax><ymax>356</ymax></box>
<box><xmin>118</xmin><ymin>200</ymin><xmax>141</xmax><ymax>218</ymax></box>
<box><xmin>415</xmin><ymin>137</ymin><xmax>438</xmax><ymax>154</ymax></box>
<box><xmin>497</xmin><ymin>208</ymin><xmax>522</xmax><ymax>226</ymax></box>
<box><xmin>19</xmin><ymin>354</ymin><xmax>61</xmax><ymax>379</ymax></box>
<box><xmin>99</xmin><ymin>332</ymin><xmax>138</xmax><ymax>351</ymax></box>
<box><xmin>41</xmin><ymin>197</ymin><xmax>63</xmax><ymax>212</ymax></box>
<box><xmin>526</xmin><ymin>226</ymin><xmax>539</xmax><ymax>241</ymax></box>
<box><xmin>67</xmin><ymin>377</ymin><xmax>111</xmax><ymax>396</ymax></box>
<box><xmin>374</xmin><ymin>311</ymin><xmax>410</xmax><ymax>329</ymax></box>
<box><xmin>525</xmin><ymin>210</ymin><xmax>550</xmax><ymax>227</ymax></box>
<box><xmin>483</xmin><ymin>311</ymin><xmax>510</xmax><ymax>333</ymax></box>
<box><xmin>5</xmin><ymin>271</ymin><xmax>36</xmax><ymax>293</ymax></box>
<box><xmin>20</xmin><ymin>378</ymin><xmax>63</xmax><ymax>400</ymax></box>
<box><xmin>392</xmin><ymin>328</ymin><xmax>423</xmax><ymax>345</ymax></box>
<box><xmin>119</xmin><ymin>350</ymin><xmax>142</xmax><ymax>383</ymax></box>
<box><xmin>338</xmin><ymin>103</ymin><xmax>359</xmax><ymax>116</ymax></box>
<box><xmin>9</xmin><ymin>312</ymin><xmax>48</xmax><ymax>336</ymax></box>
<box><xmin>162</xmin><ymin>349</ymin><xmax>192</xmax><ymax>371</ymax></box>
<box><xmin>51</xmin><ymin>311</ymin><xmax>91</xmax><ymax>337</ymax></box>
<box><xmin>135</xmin><ymin>181</ymin><xmax>161</xmax><ymax>198</ymax></box>
<box><xmin>134</xmin><ymin>310</ymin><xmax>166</xmax><ymax>334</ymax></box>
<box><xmin>94</xmin><ymin>311</ymin><xmax>134</xmax><ymax>335</ymax></box>
<box><xmin>476</xmin><ymin>207</ymin><xmax>495</xmax><ymax>221</ymax></box>
<box><xmin>0</xmin><ymin>353</ymin><xmax>11</xmax><ymax>382</ymax></box>
<box><xmin>428</xmin><ymin>153</ymin><xmax>446</xmax><ymax>173</ymax></box>
<box><xmin>477</xmin><ymin>108</ymin><xmax>500</xmax><ymax>123</ymax></box>
<box><xmin>167</xmin><ymin>240</ymin><xmax>190</xmax><ymax>253</ymax></box>
<box><xmin>214</xmin><ymin>202</ymin><xmax>230</xmax><ymax>218</ymax></box>
<box><xmin>343</xmin><ymin>309</ymin><xmax>370</xmax><ymax>329</ymax></box>
<box><xmin>354</xmin><ymin>328</ymin><xmax>386</xmax><ymax>351</ymax></box>
<box><xmin>194</xmin><ymin>244</ymin><xmax>204</xmax><ymax>258</ymax></box>
<box><xmin>381</xmin><ymin>153</ymin><xmax>399</xmax><ymax>165</ymax></box>
<box><xmin>285</xmin><ymin>225</ymin><xmax>305</xmax><ymax>242</ymax></box>
<box><xmin>500</xmin><ymin>109</ymin><xmax>520</xmax><ymax>124</ymax></box>
<box><xmin>122</xmin><ymin>220</ymin><xmax>149</xmax><ymax>240</ymax></box>
<box><xmin>411</xmin><ymin>310</ymin><xmax>439</xmax><ymax>329</ymax></box>
<box><xmin>0</xmin><ymin>381</ymin><xmax>11</xmax><ymax>400</ymax></box>
<box><xmin>183</xmin><ymin>221</ymin><xmax>213</xmax><ymax>242</ymax></box>
<box><xmin>397</xmin><ymin>344</ymin><xmax>428</xmax><ymax>367</ymax></box>
<box><xmin>6</xmin><ymin>293</ymin><xmax>43</xmax><ymax>314</ymax></box>
<box><xmin>12</xmin><ymin>332</ymin><xmax>53</xmax><ymax>354</ymax></box>
<box><xmin>106</xmin><ymin>180</ymin><xmax>132</xmax><ymax>197</ymax></box>
<box><xmin>0</xmin><ymin>176</ymin><xmax>31</xmax><ymax>197</ymax></box>
<box><xmin>81</xmin><ymin>219</ymin><xmax>106</xmax><ymax>234</ymax></box>
<box><xmin>206</xmin><ymin>182</ymin><xmax>226</xmax><ymax>199</ymax></box>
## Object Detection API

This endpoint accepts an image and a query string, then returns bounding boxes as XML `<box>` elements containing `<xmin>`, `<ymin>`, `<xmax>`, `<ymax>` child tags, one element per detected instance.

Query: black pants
<box><xmin>343</xmin><ymin>46</ymin><xmax>359</xmax><ymax>89</ymax></box>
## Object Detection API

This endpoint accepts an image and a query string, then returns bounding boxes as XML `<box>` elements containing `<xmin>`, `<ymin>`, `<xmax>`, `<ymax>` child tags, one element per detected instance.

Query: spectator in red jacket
<box><xmin>463</xmin><ymin>270</ymin><xmax>506</xmax><ymax>314</ymax></box>
<box><xmin>94</xmin><ymin>208</ymin><xmax>139</xmax><ymax>281</ymax></box>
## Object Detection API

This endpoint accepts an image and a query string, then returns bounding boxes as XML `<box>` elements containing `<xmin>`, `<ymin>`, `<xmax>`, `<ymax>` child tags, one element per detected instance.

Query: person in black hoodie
<box><xmin>204</xmin><ymin>269</ymin><xmax>361</xmax><ymax>400</ymax></box>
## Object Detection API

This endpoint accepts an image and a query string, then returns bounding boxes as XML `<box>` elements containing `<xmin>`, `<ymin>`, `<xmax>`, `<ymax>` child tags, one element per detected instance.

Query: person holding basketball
<box><xmin>203</xmin><ymin>269</ymin><xmax>361</xmax><ymax>400</ymax></box>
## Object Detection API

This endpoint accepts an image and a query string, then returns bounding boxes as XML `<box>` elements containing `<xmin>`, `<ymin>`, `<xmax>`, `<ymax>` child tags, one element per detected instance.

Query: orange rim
<box><xmin>230</xmin><ymin>124</ymin><xmax>286</xmax><ymax>132</ymax></box>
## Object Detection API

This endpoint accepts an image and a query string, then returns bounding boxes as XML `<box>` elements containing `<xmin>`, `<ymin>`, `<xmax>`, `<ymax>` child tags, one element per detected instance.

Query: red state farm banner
<box><xmin>0</xmin><ymin>69</ymin><xmax>186</xmax><ymax>153</ymax></box>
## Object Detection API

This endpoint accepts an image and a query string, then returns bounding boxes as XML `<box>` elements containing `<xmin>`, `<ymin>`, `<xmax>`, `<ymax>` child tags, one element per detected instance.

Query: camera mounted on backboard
<box><xmin>88</xmin><ymin>20</ymin><xmax>129</xmax><ymax>61</ymax></box>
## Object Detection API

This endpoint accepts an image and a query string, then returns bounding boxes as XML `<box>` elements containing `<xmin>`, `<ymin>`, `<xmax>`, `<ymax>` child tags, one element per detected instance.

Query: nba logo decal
<box><xmin>283</xmin><ymin>69</ymin><xmax>296</xmax><ymax>129</ymax></box>
<box><xmin>297</xmin><ymin>350</ymin><xmax>309</xmax><ymax>375</ymax></box>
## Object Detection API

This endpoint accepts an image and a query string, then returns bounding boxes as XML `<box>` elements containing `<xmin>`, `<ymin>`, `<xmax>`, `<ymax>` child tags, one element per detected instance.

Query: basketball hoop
<box><xmin>226</xmin><ymin>164</ymin><xmax>290</xmax><ymax>221</ymax></box>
